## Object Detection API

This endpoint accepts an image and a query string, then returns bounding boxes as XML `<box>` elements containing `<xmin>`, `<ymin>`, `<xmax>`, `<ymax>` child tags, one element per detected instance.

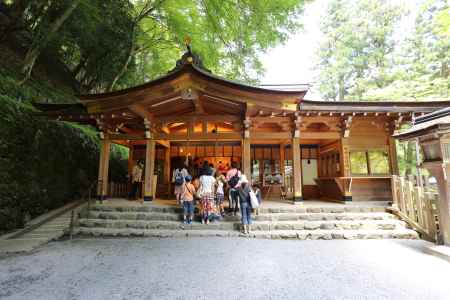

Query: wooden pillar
<box><xmin>144</xmin><ymin>139</ymin><xmax>155</xmax><ymax>201</ymax></box>
<box><xmin>97</xmin><ymin>139</ymin><xmax>111</xmax><ymax>201</ymax></box>
<box><xmin>242</xmin><ymin>117</ymin><xmax>251</xmax><ymax>180</ymax></box>
<box><xmin>292</xmin><ymin>137</ymin><xmax>303</xmax><ymax>202</ymax></box>
<box><xmin>280</xmin><ymin>143</ymin><xmax>285</xmax><ymax>179</ymax></box>
<box><xmin>128</xmin><ymin>144</ymin><xmax>134</xmax><ymax>176</ymax></box>
<box><xmin>388</xmin><ymin>137</ymin><xmax>399</xmax><ymax>175</ymax></box>
<box><xmin>242</xmin><ymin>138</ymin><xmax>251</xmax><ymax>180</ymax></box>
<box><xmin>340</xmin><ymin>138</ymin><xmax>351</xmax><ymax>177</ymax></box>
<box><xmin>164</xmin><ymin>142</ymin><xmax>171</xmax><ymax>198</ymax></box>
<box><xmin>340</xmin><ymin>138</ymin><xmax>352</xmax><ymax>201</ymax></box>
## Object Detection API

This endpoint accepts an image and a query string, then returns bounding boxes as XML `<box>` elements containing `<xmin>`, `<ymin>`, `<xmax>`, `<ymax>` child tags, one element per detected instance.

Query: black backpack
<box><xmin>227</xmin><ymin>171</ymin><xmax>240</xmax><ymax>188</ymax></box>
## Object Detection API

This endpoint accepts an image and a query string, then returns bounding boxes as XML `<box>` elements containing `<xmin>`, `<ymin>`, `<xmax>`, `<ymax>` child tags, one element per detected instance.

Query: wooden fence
<box><xmin>391</xmin><ymin>175</ymin><xmax>439</xmax><ymax>242</ymax></box>
<box><xmin>108</xmin><ymin>182</ymin><xmax>128</xmax><ymax>198</ymax></box>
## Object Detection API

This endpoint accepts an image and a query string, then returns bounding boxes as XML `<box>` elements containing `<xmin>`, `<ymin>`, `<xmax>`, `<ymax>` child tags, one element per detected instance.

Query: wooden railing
<box><xmin>391</xmin><ymin>175</ymin><xmax>439</xmax><ymax>242</ymax></box>
<box><xmin>108</xmin><ymin>182</ymin><xmax>128</xmax><ymax>198</ymax></box>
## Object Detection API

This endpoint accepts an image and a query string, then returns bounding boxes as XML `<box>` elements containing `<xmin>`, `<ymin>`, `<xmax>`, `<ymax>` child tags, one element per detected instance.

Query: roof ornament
<box><xmin>172</xmin><ymin>36</ymin><xmax>211</xmax><ymax>73</ymax></box>
<box><xmin>185</xmin><ymin>36</ymin><xmax>192</xmax><ymax>56</ymax></box>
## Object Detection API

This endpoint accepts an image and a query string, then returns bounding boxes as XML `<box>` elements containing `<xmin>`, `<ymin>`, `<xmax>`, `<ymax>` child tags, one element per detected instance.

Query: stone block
<box><xmin>304</xmin><ymin>222</ymin><xmax>321</xmax><ymax>230</ymax></box>
<box><xmin>272</xmin><ymin>223</ymin><xmax>293</xmax><ymax>230</ymax></box>
<box><xmin>308</xmin><ymin>232</ymin><xmax>324</xmax><ymax>240</ymax></box>
<box><xmin>278</xmin><ymin>214</ymin><xmax>297</xmax><ymax>221</ymax></box>
<box><xmin>321</xmin><ymin>233</ymin><xmax>333</xmax><ymax>240</ymax></box>
<box><xmin>320</xmin><ymin>223</ymin><xmax>335</xmax><ymax>230</ymax></box>
<box><xmin>306</xmin><ymin>207</ymin><xmax>321</xmax><ymax>213</ymax></box>
<box><xmin>343</xmin><ymin>232</ymin><xmax>358</xmax><ymax>240</ymax></box>
<box><xmin>331</xmin><ymin>232</ymin><xmax>345</xmax><ymax>239</ymax></box>
<box><xmin>306</xmin><ymin>214</ymin><xmax>323</xmax><ymax>221</ymax></box>
<box><xmin>292</xmin><ymin>222</ymin><xmax>305</xmax><ymax>230</ymax></box>
<box><xmin>297</xmin><ymin>232</ymin><xmax>308</xmax><ymax>240</ymax></box>
<box><xmin>377</xmin><ymin>223</ymin><xmax>396</xmax><ymax>230</ymax></box>
<box><xmin>279</xmin><ymin>232</ymin><xmax>297</xmax><ymax>239</ymax></box>
<box><xmin>295</xmin><ymin>207</ymin><xmax>307</xmax><ymax>213</ymax></box>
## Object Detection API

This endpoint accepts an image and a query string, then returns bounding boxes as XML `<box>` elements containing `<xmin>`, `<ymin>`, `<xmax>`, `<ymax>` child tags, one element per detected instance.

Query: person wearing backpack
<box><xmin>181</xmin><ymin>175</ymin><xmax>196</xmax><ymax>224</ymax></box>
<box><xmin>237</xmin><ymin>175</ymin><xmax>252</xmax><ymax>234</ymax></box>
<box><xmin>226</xmin><ymin>161</ymin><xmax>241</xmax><ymax>216</ymax></box>
<box><xmin>172</xmin><ymin>164</ymin><xmax>189</xmax><ymax>205</ymax></box>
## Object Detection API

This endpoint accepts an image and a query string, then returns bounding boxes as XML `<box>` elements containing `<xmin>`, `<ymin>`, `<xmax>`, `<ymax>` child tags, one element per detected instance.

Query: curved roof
<box><xmin>79</xmin><ymin>49</ymin><xmax>308</xmax><ymax>102</ymax></box>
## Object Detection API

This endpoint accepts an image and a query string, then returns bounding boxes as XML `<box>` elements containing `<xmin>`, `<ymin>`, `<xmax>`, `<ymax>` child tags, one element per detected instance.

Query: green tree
<box><xmin>315</xmin><ymin>0</ymin><xmax>405</xmax><ymax>100</ymax></box>
<box><xmin>19</xmin><ymin>0</ymin><xmax>82</xmax><ymax>84</ymax></box>
<box><xmin>3</xmin><ymin>0</ymin><xmax>307</xmax><ymax>92</ymax></box>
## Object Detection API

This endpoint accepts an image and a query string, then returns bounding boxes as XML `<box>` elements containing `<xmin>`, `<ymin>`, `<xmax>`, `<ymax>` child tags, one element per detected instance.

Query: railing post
<box><xmin>391</xmin><ymin>175</ymin><xmax>399</xmax><ymax>209</ymax></box>
<box><xmin>424</xmin><ymin>192</ymin><xmax>437</xmax><ymax>242</ymax></box>
<box><xmin>406</xmin><ymin>179</ymin><xmax>415</xmax><ymax>219</ymax></box>
<box><xmin>69</xmin><ymin>210</ymin><xmax>74</xmax><ymax>240</ymax></box>
<box><xmin>399</xmin><ymin>177</ymin><xmax>405</xmax><ymax>213</ymax></box>
<box><xmin>414</xmin><ymin>186</ymin><xmax>424</xmax><ymax>226</ymax></box>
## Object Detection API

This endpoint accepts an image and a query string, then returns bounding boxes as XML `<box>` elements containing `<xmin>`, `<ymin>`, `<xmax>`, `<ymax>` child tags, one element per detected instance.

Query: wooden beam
<box><xmin>157</xmin><ymin>114</ymin><xmax>240</xmax><ymax>124</ymax></box>
<box><xmin>343</xmin><ymin>116</ymin><xmax>353</xmax><ymax>138</ymax></box>
<box><xmin>300</xmin><ymin>132</ymin><xmax>341</xmax><ymax>139</ymax></box>
<box><xmin>129</xmin><ymin>104</ymin><xmax>154</xmax><ymax>122</ymax></box>
<box><xmin>153</xmin><ymin>132</ymin><xmax>242</xmax><ymax>141</ymax></box>
<box><xmin>156</xmin><ymin>140</ymin><xmax>170</xmax><ymax>148</ymax></box>
<box><xmin>249</xmin><ymin>132</ymin><xmax>292</xmax><ymax>140</ymax></box>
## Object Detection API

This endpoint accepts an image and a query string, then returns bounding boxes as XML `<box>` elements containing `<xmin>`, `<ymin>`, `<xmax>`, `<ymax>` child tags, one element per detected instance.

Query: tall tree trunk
<box><xmin>107</xmin><ymin>27</ymin><xmax>137</xmax><ymax>92</ymax></box>
<box><xmin>19</xmin><ymin>0</ymin><xmax>81</xmax><ymax>85</ymax></box>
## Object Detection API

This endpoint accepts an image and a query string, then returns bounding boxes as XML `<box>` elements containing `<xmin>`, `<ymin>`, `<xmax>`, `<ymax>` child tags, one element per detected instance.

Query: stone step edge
<box><xmin>79</xmin><ymin>218</ymin><xmax>405</xmax><ymax>226</ymax></box>
<box><xmin>88</xmin><ymin>211</ymin><xmax>395</xmax><ymax>217</ymax></box>
<box><xmin>90</xmin><ymin>206</ymin><xmax>387</xmax><ymax>213</ymax></box>
<box><xmin>78</xmin><ymin>219</ymin><xmax>408</xmax><ymax>231</ymax></box>
<box><xmin>86</xmin><ymin>213</ymin><xmax>397</xmax><ymax>222</ymax></box>
<box><xmin>73</xmin><ymin>228</ymin><xmax>418</xmax><ymax>240</ymax></box>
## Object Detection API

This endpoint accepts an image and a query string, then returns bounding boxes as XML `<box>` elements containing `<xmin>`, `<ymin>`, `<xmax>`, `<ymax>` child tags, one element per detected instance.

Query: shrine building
<box><xmin>34</xmin><ymin>49</ymin><xmax>450</xmax><ymax>203</ymax></box>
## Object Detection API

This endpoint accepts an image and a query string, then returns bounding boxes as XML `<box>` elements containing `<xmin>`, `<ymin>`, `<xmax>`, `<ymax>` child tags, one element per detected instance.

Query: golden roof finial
<box><xmin>184</xmin><ymin>36</ymin><xmax>191</xmax><ymax>48</ymax></box>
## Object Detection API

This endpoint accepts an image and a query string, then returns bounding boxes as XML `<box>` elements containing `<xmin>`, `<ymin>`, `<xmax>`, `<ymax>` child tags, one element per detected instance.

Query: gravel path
<box><xmin>0</xmin><ymin>238</ymin><xmax>449</xmax><ymax>300</ymax></box>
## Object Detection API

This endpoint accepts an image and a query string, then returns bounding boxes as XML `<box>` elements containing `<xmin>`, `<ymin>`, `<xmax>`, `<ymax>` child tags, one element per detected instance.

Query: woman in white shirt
<box><xmin>198</xmin><ymin>168</ymin><xmax>216</xmax><ymax>224</ymax></box>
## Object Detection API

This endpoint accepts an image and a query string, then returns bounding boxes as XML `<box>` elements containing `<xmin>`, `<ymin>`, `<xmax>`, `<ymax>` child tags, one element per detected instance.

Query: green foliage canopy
<box><xmin>3</xmin><ymin>0</ymin><xmax>306</xmax><ymax>92</ymax></box>
<box><xmin>315</xmin><ymin>0</ymin><xmax>449</xmax><ymax>101</ymax></box>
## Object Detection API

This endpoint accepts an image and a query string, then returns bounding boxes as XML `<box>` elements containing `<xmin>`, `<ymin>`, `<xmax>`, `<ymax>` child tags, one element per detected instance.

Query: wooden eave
<box><xmin>394</xmin><ymin>108</ymin><xmax>450</xmax><ymax>140</ymax></box>
<box><xmin>299</xmin><ymin>100</ymin><xmax>450</xmax><ymax>116</ymax></box>
<box><xmin>395</xmin><ymin>123</ymin><xmax>450</xmax><ymax>141</ymax></box>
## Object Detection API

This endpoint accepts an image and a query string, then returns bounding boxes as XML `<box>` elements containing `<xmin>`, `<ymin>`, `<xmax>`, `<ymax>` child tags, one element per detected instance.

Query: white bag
<box><xmin>249</xmin><ymin>190</ymin><xmax>259</xmax><ymax>208</ymax></box>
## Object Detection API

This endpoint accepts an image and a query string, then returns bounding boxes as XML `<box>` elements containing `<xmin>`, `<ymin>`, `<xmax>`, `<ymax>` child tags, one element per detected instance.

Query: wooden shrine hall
<box><xmin>34</xmin><ymin>48</ymin><xmax>450</xmax><ymax>203</ymax></box>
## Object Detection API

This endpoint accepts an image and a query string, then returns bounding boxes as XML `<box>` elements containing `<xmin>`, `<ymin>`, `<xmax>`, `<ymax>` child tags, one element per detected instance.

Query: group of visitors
<box><xmin>172</xmin><ymin>161</ymin><xmax>262</xmax><ymax>234</ymax></box>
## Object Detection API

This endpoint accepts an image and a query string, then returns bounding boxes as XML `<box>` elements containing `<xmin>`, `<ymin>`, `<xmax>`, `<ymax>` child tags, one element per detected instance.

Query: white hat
<box><xmin>240</xmin><ymin>174</ymin><xmax>249</xmax><ymax>184</ymax></box>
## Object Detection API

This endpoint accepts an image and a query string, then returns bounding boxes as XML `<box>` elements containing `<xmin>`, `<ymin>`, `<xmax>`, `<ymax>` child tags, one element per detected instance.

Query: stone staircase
<box><xmin>75</xmin><ymin>204</ymin><xmax>419</xmax><ymax>240</ymax></box>
<box><xmin>0</xmin><ymin>200</ymin><xmax>83</xmax><ymax>254</ymax></box>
